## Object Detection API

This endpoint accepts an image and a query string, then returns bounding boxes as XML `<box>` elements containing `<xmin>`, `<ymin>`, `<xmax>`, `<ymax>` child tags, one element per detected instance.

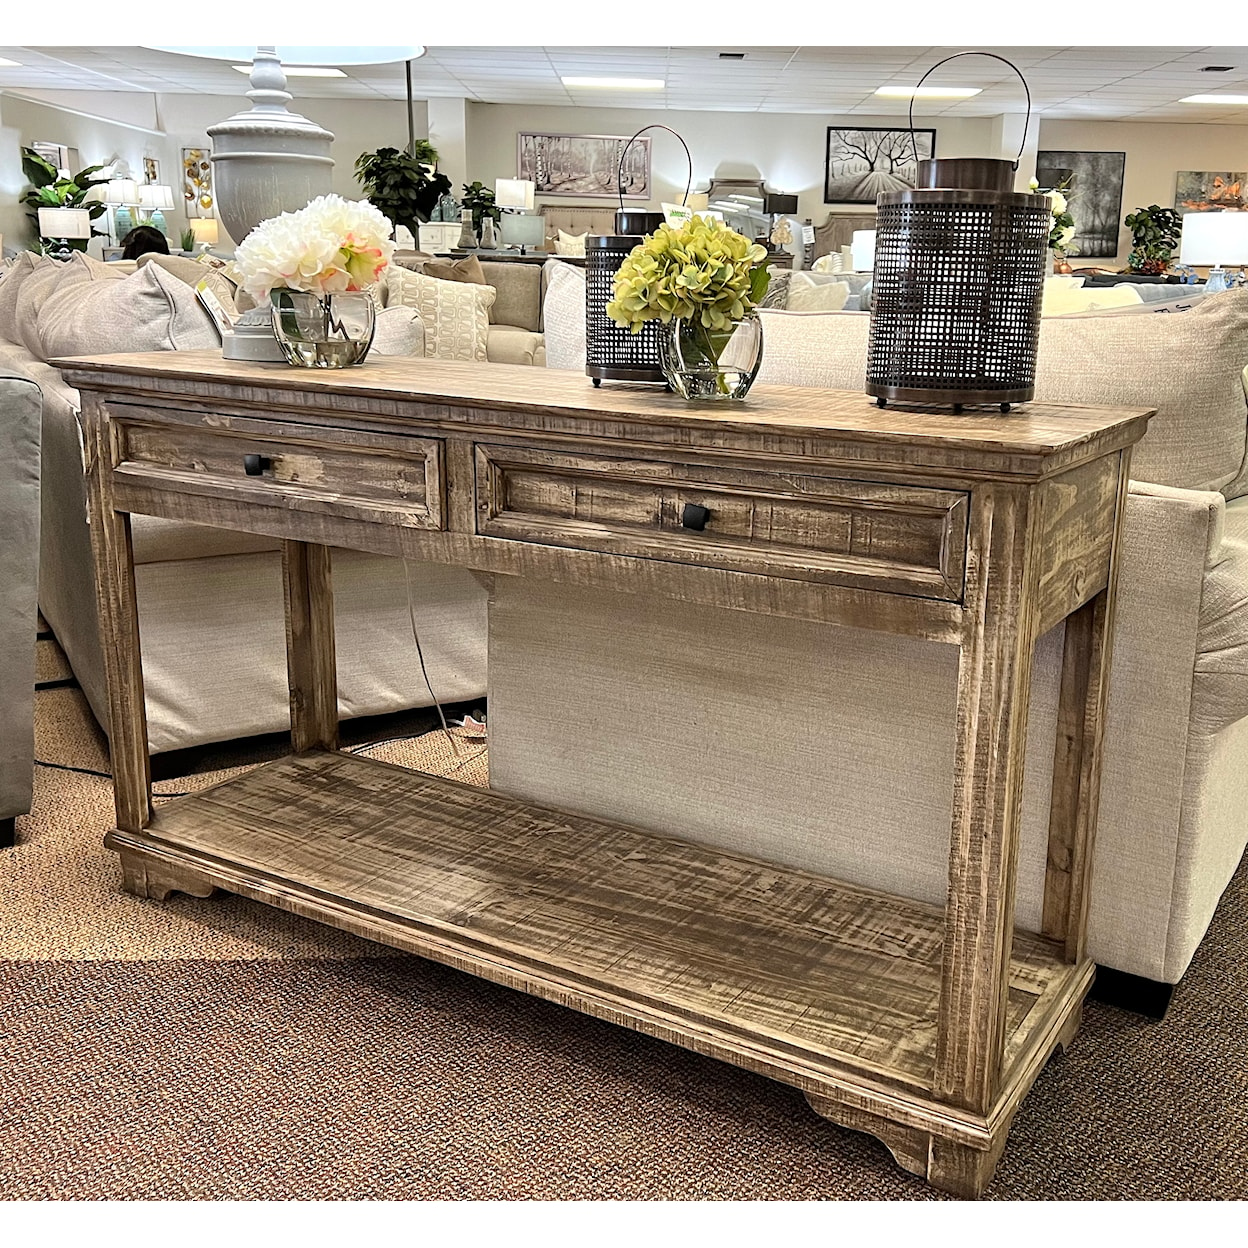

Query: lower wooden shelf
<box><xmin>107</xmin><ymin>749</ymin><xmax>1090</xmax><ymax>1176</ymax></box>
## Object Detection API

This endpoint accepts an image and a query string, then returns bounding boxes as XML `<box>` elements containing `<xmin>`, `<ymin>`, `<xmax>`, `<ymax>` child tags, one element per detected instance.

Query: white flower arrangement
<box><xmin>233</xmin><ymin>194</ymin><xmax>395</xmax><ymax>302</ymax></box>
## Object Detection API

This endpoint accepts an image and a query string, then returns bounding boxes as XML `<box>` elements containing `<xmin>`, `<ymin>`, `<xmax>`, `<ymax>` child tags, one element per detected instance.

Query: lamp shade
<box><xmin>500</xmin><ymin>214</ymin><xmax>545</xmax><ymax>249</ymax></box>
<box><xmin>38</xmin><ymin>206</ymin><xmax>92</xmax><ymax>239</ymax></box>
<box><xmin>850</xmin><ymin>229</ymin><xmax>877</xmax><ymax>272</ymax></box>
<box><xmin>102</xmin><ymin>178</ymin><xmax>139</xmax><ymax>205</ymax></box>
<box><xmin>190</xmin><ymin>217</ymin><xmax>220</xmax><ymax>245</ymax></box>
<box><xmin>139</xmin><ymin>183</ymin><xmax>176</xmax><ymax>210</ymax></box>
<box><xmin>1179</xmin><ymin>211</ymin><xmax>1248</xmax><ymax>266</ymax></box>
<box><xmin>764</xmin><ymin>192</ymin><xmax>799</xmax><ymax>216</ymax></box>
<box><xmin>495</xmin><ymin>178</ymin><xmax>535</xmax><ymax>211</ymax></box>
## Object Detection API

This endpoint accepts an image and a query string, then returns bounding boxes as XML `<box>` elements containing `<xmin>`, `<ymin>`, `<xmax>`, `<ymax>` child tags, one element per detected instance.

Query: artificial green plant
<box><xmin>1124</xmin><ymin>204</ymin><xmax>1183</xmax><ymax>275</ymax></box>
<box><xmin>353</xmin><ymin>145</ymin><xmax>451</xmax><ymax>236</ymax></box>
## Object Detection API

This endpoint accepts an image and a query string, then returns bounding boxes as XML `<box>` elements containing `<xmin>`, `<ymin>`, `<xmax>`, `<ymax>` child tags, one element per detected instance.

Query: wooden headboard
<box><xmin>813</xmin><ymin>212</ymin><xmax>877</xmax><ymax>260</ymax></box>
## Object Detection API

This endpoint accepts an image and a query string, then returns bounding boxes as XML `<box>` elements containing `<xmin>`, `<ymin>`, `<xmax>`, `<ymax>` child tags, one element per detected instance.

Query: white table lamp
<box><xmin>37</xmin><ymin>206</ymin><xmax>92</xmax><ymax>239</ymax></box>
<box><xmin>851</xmin><ymin>229</ymin><xmax>877</xmax><ymax>273</ymax></box>
<box><xmin>495</xmin><ymin>178</ymin><xmax>536</xmax><ymax>212</ymax></box>
<box><xmin>190</xmin><ymin>217</ymin><xmax>220</xmax><ymax>253</ymax></box>
<box><xmin>102</xmin><ymin>178</ymin><xmax>140</xmax><ymax>240</ymax></box>
<box><xmin>138</xmin><ymin>183</ymin><xmax>176</xmax><ymax>234</ymax></box>
<box><xmin>1179</xmin><ymin>212</ymin><xmax>1248</xmax><ymax>292</ymax></box>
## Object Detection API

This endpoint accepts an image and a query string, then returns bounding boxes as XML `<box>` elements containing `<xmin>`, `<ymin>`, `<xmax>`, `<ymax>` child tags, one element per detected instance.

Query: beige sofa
<box><xmin>0</xmin><ymin>249</ymin><xmax>489</xmax><ymax>756</ymax></box>
<box><xmin>509</xmin><ymin>291</ymin><xmax>1248</xmax><ymax>1007</ymax></box>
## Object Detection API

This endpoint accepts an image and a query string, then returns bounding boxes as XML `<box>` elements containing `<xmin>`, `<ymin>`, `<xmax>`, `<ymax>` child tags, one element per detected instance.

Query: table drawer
<box><xmin>110</xmin><ymin>406</ymin><xmax>444</xmax><ymax>530</ymax></box>
<box><xmin>475</xmin><ymin>444</ymin><xmax>968</xmax><ymax>600</ymax></box>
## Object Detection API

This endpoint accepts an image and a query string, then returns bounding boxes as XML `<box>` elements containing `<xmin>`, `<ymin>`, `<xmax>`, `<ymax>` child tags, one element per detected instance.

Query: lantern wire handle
<box><xmin>907</xmin><ymin>51</ymin><xmax>1032</xmax><ymax>172</ymax></box>
<box><xmin>616</xmin><ymin>124</ymin><xmax>693</xmax><ymax>213</ymax></box>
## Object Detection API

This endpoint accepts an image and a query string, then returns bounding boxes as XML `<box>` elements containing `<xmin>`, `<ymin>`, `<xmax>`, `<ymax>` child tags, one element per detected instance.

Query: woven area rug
<box><xmin>2</xmin><ymin>650</ymin><xmax>1247</xmax><ymax>1200</ymax></box>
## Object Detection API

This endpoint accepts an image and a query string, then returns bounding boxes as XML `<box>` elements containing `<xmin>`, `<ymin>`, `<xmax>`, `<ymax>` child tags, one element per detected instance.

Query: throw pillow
<box><xmin>554</xmin><ymin>230</ymin><xmax>587</xmax><ymax>258</ymax></box>
<box><xmin>16</xmin><ymin>252</ymin><xmax>125</xmax><ymax>359</ymax></box>
<box><xmin>542</xmin><ymin>260</ymin><xmax>586</xmax><ymax>371</ymax></box>
<box><xmin>1042</xmin><ymin>281</ymin><xmax>1140</xmax><ymax>317</ymax></box>
<box><xmin>38</xmin><ymin>262</ymin><xmax>221</xmax><ymax>362</ymax></box>
<box><xmin>423</xmin><ymin>255</ymin><xmax>487</xmax><ymax>285</ymax></box>
<box><xmin>138</xmin><ymin>252</ymin><xmax>241</xmax><ymax>317</ymax></box>
<box><xmin>785</xmin><ymin>272</ymin><xmax>851</xmax><ymax>313</ymax></box>
<box><xmin>0</xmin><ymin>252</ymin><xmax>55</xmax><ymax>346</ymax></box>
<box><xmin>371</xmin><ymin>305</ymin><xmax>425</xmax><ymax>356</ymax></box>
<box><xmin>1035</xmin><ymin>287</ymin><xmax>1248</xmax><ymax>495</ymax></box>
<box><xmin>384</xmin><ymin>267</ymin><xmax>495</xmax><ymax>362</ymax></box>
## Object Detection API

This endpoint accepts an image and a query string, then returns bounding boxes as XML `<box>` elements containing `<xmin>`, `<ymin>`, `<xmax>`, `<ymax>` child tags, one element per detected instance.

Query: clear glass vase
<box><xmin>659</xmin><ymin>312</ymin><xmax>764</xmax><ymax>400</ymax></box>
<box><xmin>269</xmin><ymin>290</ymin><xmax>376</xmax><ymax>368</ymax></box>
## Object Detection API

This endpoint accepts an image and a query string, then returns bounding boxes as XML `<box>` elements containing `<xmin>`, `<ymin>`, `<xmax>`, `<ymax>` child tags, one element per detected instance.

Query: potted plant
<box><xmin>460</xmin><ymin>181</ymin><xmax>501</xmax><ymax>235</ymax></box>
<box><xmin>353</xmin><ymin>146</ymin><xmax>451</xmax><ymax>238</ymax></box>
<box><xmin>1124</xmin><ymin>204</ymin><xmax>1183</xmax><ymax>275</ymax></box>
<box><xmin>607</xmin><ymin>214</ymin><xmax>770</xmax><ymax>400</ymax></box>
<box><xmin>19</xmin><ymin>147</ymin><xmax>107</xmax><ymax>252</ymax></box>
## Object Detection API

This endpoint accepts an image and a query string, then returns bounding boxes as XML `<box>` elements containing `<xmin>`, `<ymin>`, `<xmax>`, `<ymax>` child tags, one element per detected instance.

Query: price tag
<box><xmin>802</xmin><ymin>224</ymin><xmax>816</xmax><ymax>245</ymax></box>
<box><xmin>663</xmin><ymin>203</ymin><xmax>694</xmax><ymax>227</ymax></box>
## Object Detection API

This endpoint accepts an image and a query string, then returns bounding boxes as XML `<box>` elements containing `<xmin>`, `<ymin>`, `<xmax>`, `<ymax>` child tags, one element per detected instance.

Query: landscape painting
<box><xmin>1175</xmin><ymin>170</ymin><xmax>1247</xmax><ymax>214</ymax></box>
<box><xmin>824</xmin><ymin>127</ymin><xmax>934</xmax><ymax>204</ymax></box>
<box><xmin>517</xmin><ymin>132</ymin><xmax>650</xmax><ymax>199</ymax></box>
<box><xmin>1035</xmin><ymin>150</ymin><xmax>1126</xmax><ymax>258</ymax></box>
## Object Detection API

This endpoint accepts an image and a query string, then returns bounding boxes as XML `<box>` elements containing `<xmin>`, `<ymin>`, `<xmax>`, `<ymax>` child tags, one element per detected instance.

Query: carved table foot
<box><xmin>113</xmin><ymin>845</ymin><xmax>218</xmax><ymax>901</ymax></box>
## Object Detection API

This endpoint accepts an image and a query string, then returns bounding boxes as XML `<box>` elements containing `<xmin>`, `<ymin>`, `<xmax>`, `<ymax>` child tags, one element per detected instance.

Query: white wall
<box><xmin>1037</xmin><ymin>118</ymin><xmax>1248</xmax><ymax>269</ymax></box>
<box><xmin>466</xmin><ymin>102</ymin><xmax>1004</xmax><ymax>225</ymax></box>
<box><xmin>1</xmin><ymin>88</ymin><xmax>430</xmax><ymax>254</ymax></box>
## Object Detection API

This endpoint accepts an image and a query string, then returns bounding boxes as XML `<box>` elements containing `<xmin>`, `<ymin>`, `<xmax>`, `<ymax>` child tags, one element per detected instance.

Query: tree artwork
<box><xmin>824</xmin><ymin>128</ymin><xmax>935</xmax><ymax>204</ymax></box>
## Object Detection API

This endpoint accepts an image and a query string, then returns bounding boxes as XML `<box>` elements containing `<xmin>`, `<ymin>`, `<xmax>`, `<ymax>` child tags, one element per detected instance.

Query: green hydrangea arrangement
<box><xmin>607</xmin><ymin>215</ymin><xmax>771</xmax><ymax>334</ymax></box>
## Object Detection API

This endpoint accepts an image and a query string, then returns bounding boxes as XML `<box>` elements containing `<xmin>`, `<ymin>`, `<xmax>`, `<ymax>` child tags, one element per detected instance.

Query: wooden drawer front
<box><xmin>114</xmin><ymin>412</ymin><xmax>444</xmax><ymax>530</ymax></box>
<box><xmin>475</xmin><ymin>445</ymin><xmax>968</xmax><ymax>600</ymax></box>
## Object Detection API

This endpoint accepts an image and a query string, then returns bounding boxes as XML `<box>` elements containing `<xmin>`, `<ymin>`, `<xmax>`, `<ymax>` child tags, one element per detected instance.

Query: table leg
<box><xmin>82</xmin><ymin>396</ymin><xmax>152</xmax><ymax>837</ymax></box>
<box><xmin>932</xmin><ymin>484</ymin><xmax>1040</xmax><ymax>1180</ymax></box>
<box><xmin>282</xmin><ymin>541</ymin><xmax>338</xmax><ymax>753</ymax></box>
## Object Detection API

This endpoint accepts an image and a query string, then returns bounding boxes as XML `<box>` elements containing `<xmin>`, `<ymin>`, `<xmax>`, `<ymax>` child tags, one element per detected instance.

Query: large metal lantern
<box><xmin>586</xmin><ymin>125</ymin><xmax>692</xmax><ymax>387</ymax></box>
<box><xmin>867</xmin><ymin>53</ymin><xmax>1050</xmax><ymax>413</ymax></box>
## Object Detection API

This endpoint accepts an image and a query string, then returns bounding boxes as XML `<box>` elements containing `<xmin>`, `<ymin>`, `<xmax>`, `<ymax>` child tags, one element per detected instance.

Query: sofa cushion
<box><xmin>480</xmin><ymin>260</ymin><xmax>542</xmax><ymax>332</ymax></box>
<box><xmin>542</xmin><ymin>260</ymin><xmax>586</xmax><ymax>371</ymax></box>
<box><xmin>754</xmin><ymin>309</ymin><xmax>870</xmax><ymax>390</ymax></box>
<box><xmin>423</xmin><ymin>255</ymin><xmax>487</xmax><ymax>285</ymax></box>
<box><xmin>786</xmin><ymin>272</ymin><xmax>851</xmax><ymax>313</ymax></box>
<box><xmin>485</xmin><ymin>324</ymin><xmax>544</xmax><ymax>366</ymax></box>
<box><xmin>20</xmin><ymin>253</ymin><xmax>126</xmax><ymax>360</ymax></box>
<box><xmin>1042</xmin><ymin>281</ymin><xmax>1141</xmax><ymax>317</ymax></box>
<box><xmin>0</xmin><ymin>252</ymin><xmax>55</xmax><ymax>346</ymax></box>
<box><xmin>384</xmin><ymin>267</ymin><xmax>495</xmax><ymax>362</ymax></box>
<box><xmin>38</xmin><ymin>262</ymin><xmax>221</xmax><ymax>361</ymax></box>
<box><xmin>137</xmin><ymin>252</ymin><xmax>240</xmax><ymax>316</ymax></box>
<box><xmin>130</xmin><ymin>516</ymin><xmax>282</xmax><ymax>565</ymax></box>
<box><xmin>1035</xmin><ymin>288</ymin><xmax>1248</xmax><ymax>494</ymax></box>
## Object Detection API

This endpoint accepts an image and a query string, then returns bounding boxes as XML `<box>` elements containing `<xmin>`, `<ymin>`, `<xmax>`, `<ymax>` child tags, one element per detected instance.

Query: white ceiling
<box><xmin>2</xmin><ymin>45</ymin><xmax>1248</xmax><ymax>123</ymax></box>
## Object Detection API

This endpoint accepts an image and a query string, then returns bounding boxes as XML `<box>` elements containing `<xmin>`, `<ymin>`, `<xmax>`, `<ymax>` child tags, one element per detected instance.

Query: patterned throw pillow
<box><xmin>554</xmin><ymin>230</ymin><xmax>587</xmax><ymax>258</ymax></box>
<box><xmin>384</xmin><ymin>267</ymin><xmax>496</xmax><ymax>361</ymax></box>
<box><xmin>541</xmin><ymin>260</ymin><xmax>586</xmax><ymax>371</ymax></box>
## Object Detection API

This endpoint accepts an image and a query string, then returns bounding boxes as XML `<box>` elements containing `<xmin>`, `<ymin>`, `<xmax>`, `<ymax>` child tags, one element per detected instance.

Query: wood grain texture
<box><xmin>56</xmin><ymin>352</ymin><xmax>1152</xmax><ymax>481</ymax></box>
<box><xmin>1042</xmin><ymin>454</ymin><xmax>1130</xmax><ymax>961</ymax></box>
<box><xmin>123</xmin><ymin>750</ymin><xmax>1075</xmax><ymax>1096</ymax></box>
<box><xmin>81</xmin><ymin>393</ymin><xmax>152</xmax><ymax>834</ymax></box>
<box><xmin>934</xmin><ymin>482</ymin><xmax>1042</xmax><ymax>1115</ymax></box>
<box><xmin>475</xmin><ymin>443</ymin><xmax>969</xmax><ymax>601</ymax></box>
<box><xmin>73</xmin><ymin>354</ymin><xmax>1152</xmax><ymax>1198</ymax></box>
<box><xmin>282</xmin><ymin>541</ymin><xmax>338</xmax><ymax>754</ymax></box>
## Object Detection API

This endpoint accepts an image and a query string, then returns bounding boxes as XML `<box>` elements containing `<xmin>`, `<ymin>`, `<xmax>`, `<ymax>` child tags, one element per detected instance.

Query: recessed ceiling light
<box><xmin>232</xmin><ymin>64</ymin><xmax>347</xmax><ymax>77</ymax></box>
<box><xmin>561</xmin><ymin>76</ymin><xmax>665</xmax><ymax>89</ymax></box>
<box><xmin>1180</xmin><ymin>93</ymin><xmax>1248</xmax><ymax>104</ymax></box>
<box><xmin>0</xmin><ymin>56</ymin><xmax>22</xmax><ymax>67</ymax></box>
<box><xmin>875</xmin><ymin>85</ymin><xmax>982</xmax><ymax>99</ymax></box>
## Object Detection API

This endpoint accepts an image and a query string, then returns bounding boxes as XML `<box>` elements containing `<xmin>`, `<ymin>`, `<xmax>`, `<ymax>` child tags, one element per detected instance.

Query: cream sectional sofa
<box><xmin>0</xmin><ymin>249</ymin><xmax>488</xmax><ymax>755</ymax></box>
<box><xmin>516</xmin><ymin>290</ymin><xmax>1248</xmax><ymax>1006</ymax></box>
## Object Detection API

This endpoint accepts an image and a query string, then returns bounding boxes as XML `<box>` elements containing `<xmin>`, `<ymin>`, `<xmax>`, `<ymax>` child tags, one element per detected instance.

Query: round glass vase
<box><xmin>659</xmin><ymin>312</ymin><xmax>764</xmax><ymax>400</ymax></box>
<box><xmin>269</xmin><ymin>290</ymin><xmax>376</xmax><ymax>368</ymax></box>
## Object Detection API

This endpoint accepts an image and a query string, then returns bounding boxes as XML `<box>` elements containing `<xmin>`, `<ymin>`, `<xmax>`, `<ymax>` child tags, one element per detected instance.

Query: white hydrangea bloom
<box><xmin>234</xmin><ymin>194</ymin><xmax>396</xmax><ymax>301</ymax></box>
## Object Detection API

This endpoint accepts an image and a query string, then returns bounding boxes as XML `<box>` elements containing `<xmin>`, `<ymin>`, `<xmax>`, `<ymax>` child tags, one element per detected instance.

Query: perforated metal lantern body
<box><xmin>585</xmin><ymin>211</ymin><xmax>667</xmax><ymax>384</ymax></box>
<box><xmin>867</xmin><ymin>158</ymin><xmax>1050</xmax><ymax>408</ymax></box>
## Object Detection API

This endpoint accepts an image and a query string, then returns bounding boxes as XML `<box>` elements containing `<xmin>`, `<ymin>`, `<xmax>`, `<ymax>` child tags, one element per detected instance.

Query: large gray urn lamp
<box><xmin>207</xmin><ymin>46</ymin><xmax>334</xmax><ymax>243</ymax></box>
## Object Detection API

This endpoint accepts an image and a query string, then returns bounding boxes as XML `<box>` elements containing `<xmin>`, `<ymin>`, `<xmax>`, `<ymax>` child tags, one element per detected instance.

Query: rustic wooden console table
<box><xmin>62</xmin><ymin>352</ymin><xmax>1151</xmax><ymax>1197</ymax></box>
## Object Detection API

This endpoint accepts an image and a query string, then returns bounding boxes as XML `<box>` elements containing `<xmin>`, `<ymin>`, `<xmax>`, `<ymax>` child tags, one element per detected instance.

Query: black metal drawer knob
<box><xmin>243</xmin><ymin>454</ymin><xmax>272</xmax><ymax>477</ymax></box>
<box><xmin>681</xmin><ymin>502</ymin><xmax>711</xmax><ymax>531</ymax></box>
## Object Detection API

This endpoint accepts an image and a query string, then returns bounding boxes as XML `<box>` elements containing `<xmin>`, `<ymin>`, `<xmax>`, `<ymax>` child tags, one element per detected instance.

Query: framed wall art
<box><xmin>517</xmin><ymin>132</ymin><xmax>650</xmax><ymax>199</ymax></box>
<box><xmin>1035</xmin><ymin>150</ymin><xmax>1126</xmax><ymax>258</ymax></box>
<box><xmin>824</xmin><ymin>127</ymin><xmax>935</xmax><ymax>204</ymax></box>
<box><xmin>181</xmin><ymin>146</ymin><xmax>214</xmax><ymax>218</ymax></box>
<box><xmin>1175</xmin><ymin>170</ymin><xmax>1247</xmax><ymax>214</ymax></box>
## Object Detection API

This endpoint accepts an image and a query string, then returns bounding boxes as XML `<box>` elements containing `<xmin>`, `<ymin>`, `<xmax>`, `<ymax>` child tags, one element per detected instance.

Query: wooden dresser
<box><xmin>60</xmin><ymin>352</ymin><xmax>1151</xmax><ymax>1197</ymax></box>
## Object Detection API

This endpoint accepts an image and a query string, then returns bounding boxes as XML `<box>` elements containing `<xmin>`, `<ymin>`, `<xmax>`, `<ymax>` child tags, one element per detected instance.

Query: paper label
<box><xmin>802</xmin><ymin>224</ymin><xmax>816</xmax><ymax>245</ymax></box>
<box><xmin>662</xmin><ymin>203</ymin><xmax>694</xmax><ymax>227</ymax></box>
<box><xmin>195</xmin><ymin>278</ymin><xmax>237</xmax><ymax>340</ymax></box>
